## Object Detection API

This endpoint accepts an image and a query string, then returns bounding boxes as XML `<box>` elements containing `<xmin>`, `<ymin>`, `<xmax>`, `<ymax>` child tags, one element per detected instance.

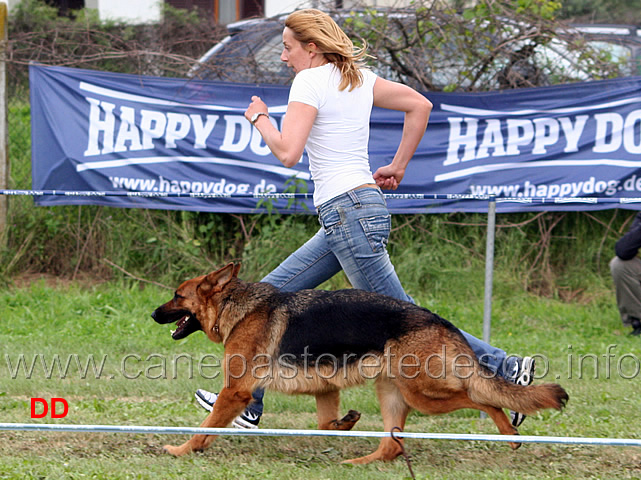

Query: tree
<box><xmin>559</xmin><ymin>0</ymin><xmax>641</xmax><ymax>24</ymax></box>
<box><xmin>337</xmin><ymin>0</ymin><xmax>627</xmax><ymax>92</ymax></box>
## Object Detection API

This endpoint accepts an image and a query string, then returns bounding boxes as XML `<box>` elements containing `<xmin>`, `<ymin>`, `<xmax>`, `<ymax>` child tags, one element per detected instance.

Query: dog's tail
<box><xmin>467</xmin><ymin>372</ymin><xmax>568</xmax><ymax>415</ymax></box>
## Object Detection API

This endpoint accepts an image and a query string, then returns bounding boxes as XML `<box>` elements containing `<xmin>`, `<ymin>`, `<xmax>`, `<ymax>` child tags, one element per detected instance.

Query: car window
<box><xmin>252</xmin><ymin>31</ymin><xmax>291</xmax><ymax>80</ymax></box>
<box><xmin>191</xmin><ymin>26</ymin><xmax>293</xmax><ymax>84</ymax></box>
<box><xmin>587</xmin><ymin>41</ymin><xmax>634</xmax><ymax>74</ymax></box>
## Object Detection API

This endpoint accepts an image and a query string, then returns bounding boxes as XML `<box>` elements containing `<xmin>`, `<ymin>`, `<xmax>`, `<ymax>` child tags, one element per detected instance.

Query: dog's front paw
<box><xmin>163</xmin><ymin>443</ymin><xmax>193</xmax><ymax>456</ymax></box>
<box><xmin>335</xmin><ymin>410</ymin><xmax>361</xmax><ymax>430</ymax></box>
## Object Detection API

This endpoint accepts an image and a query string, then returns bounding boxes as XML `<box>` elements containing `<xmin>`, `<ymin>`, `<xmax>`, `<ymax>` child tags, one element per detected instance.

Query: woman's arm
<box><xmin>371</xmin><ymin>78</ymin><xmax>433</xmax><ymax>190</ymax></box>
<box><xmin>245</xmin><ymin>95</ymin><xmax>317</xmax><ymax>168</ymax></box>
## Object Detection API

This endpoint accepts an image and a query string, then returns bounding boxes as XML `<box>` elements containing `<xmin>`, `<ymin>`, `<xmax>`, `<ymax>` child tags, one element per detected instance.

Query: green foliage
<box><xmin>9</xmin><ymin>0</ymin><xmax>59</xmax><ymax>30</ymax></box>
<box><xmin>161</xmin><ymin>2</ymin><xmax>208</xmax><ymax>25</ymax></box>
<box><xmin>7</xmin><ymin>0</ymin><xmax>225</xmax><ymax>85</ymax></box>
<box><xmin>559</xmin><ymin>0</ymin><xmax>641</xmax><ymax>23</ymax></box>
<box><xmin>256</xmin><ymin>176</ymin><xmax>310</xmax><ymax>218</ymax></box>
<box><xmin>239</xmin><ymin>215</ymin><xmax>315</xmax><ymax>282</ymax></box>
<box><xmin>515</xmin><ymin>0</ymin><xmax>561</xmax><ymax>20</ymax></box>
<box><xmin>339</xmin><ymin>0</ymin><xmax>626</xmax><ymax>93</ymax></box>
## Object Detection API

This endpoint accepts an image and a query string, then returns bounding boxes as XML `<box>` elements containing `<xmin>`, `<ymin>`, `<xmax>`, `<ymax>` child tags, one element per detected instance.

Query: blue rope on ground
<box><xmin>0</xmin><ymin>423</ymin><xmax>639</xmax><ymax>447</ymax></box>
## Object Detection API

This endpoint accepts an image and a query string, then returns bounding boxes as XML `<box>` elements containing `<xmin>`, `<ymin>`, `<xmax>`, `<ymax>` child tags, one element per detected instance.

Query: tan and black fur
<box><xmin>152</xmin><ymin>262</ymin><xmax>568</xmax><ymax>464</ymax></box>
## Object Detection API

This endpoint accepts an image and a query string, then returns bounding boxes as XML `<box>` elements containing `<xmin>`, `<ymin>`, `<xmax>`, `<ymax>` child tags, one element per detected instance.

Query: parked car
<box><xmin>494</xmin><ymin>23</ymin><xmax>641</xmax><ymax>88</ymax></box>
<box><xmin>188</xmin><ymin>10</ymin><xmax>641</xmax><ymax>91</ymax></box>
<box><xmin>188</xmin><ymin>15</ymin><xmax>293</xmax><ymax>85</ymax></box>
<box><xmin>569</xmin><ymin>24</ymin><xmax>641</xmax><ymax>76</ymax></box>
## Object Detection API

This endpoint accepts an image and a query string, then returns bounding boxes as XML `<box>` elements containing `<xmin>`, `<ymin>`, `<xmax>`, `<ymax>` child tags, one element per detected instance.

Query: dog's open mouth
<box><xmin>170</xmin><ymin>313</ymin><xmax>201</xmax><ymax>340</ymax></box>
<box><xmin>152</xmin><ymin>306</ymin><xmax>202</xmax><ymax>340</ymax></box>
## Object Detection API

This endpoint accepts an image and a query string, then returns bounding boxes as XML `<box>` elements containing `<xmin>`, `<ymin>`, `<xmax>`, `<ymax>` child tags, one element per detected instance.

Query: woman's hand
<box><xmin>373</xmin><ymin>164</ymin><xmax>405</xmax><ymax>190</ymax></box>
<box><xmin>244</xmin><ymin>96</ymin><xmax>269</xmax><ymax>122</ymax></box>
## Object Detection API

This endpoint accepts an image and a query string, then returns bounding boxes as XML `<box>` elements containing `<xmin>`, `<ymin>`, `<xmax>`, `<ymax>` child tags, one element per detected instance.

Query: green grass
<box><xmin>1</xmin><ymin>276</ymin><xmax>641</xmax><ymax>479</ymax></box>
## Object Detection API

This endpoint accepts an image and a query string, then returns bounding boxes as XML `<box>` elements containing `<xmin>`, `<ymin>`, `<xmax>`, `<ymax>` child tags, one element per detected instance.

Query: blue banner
<box><xmin>30</xmin><ymin>64</ymin><xmax>641</xmax><ymax>213</ymax></box>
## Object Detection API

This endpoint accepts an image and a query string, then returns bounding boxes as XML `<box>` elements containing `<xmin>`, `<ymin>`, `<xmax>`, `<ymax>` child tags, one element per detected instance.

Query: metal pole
<box><xmin>0</xmin><ymin>1</ymin><xmax>8</xmax><ymax>246</ymax></box>
<box><xmin>480</xmin><ymin>197</ymin><xmax>496</xmax><ymax>420</ymax></box>
<box><xmin>483</xmin><ymin>197</ymin><xmax>496</xmax><ymax>344</ymax></box>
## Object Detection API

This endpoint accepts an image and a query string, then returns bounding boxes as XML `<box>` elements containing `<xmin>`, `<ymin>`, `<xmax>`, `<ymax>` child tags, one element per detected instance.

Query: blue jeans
<box><xmin>245</xmin><ymin>186</ymin><xmax>513</xmax><ymax>416</ymax></box>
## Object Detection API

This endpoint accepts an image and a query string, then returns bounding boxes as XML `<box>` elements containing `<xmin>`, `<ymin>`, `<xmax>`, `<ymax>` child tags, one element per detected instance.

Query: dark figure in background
<box><xmin>610</xmin><ymin>211</ymin><xmax>641</xmax><ymax>336</ymax></box>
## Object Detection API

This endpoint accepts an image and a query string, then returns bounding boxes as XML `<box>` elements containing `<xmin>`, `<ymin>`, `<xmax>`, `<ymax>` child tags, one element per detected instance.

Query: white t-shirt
<box><xmin>288</xmin><ymin>64</ymin><xmax>378</xmax><ymax>207</ymax></box>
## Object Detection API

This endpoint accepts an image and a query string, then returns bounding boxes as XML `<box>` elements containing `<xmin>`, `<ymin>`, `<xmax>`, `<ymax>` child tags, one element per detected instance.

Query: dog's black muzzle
<box><xmin>152</xmin><ymin>307</ymin><xmax>201</xmax><ymax>340</ymax></box>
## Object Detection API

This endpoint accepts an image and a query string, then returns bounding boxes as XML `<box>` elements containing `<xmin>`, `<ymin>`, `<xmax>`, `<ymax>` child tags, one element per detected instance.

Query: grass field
<box><xmin>1</xmin><ymin>275</ymin><xmax>641</xmax><ymax>479</ymax></box>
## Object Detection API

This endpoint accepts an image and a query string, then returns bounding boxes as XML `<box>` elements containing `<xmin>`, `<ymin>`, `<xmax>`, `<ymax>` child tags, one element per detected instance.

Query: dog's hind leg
<box><xmin>315</xmin><ymin>390</ymin><xmax>361</xmax><ymax>430</ymax></box>
<box><xmin>482</xmin><ymin>405</ymin><xmax>521</xmax><ymax>450</ymax></box>
<box><xmin>343</xmin><ymin>380</ymin><xmax>410</xmax><ymax>465</ymax></box>
<box><xmin>416</xmin><ymin>397</ymin><xmax>522</xmax><ymax>450</ymax></box>
<box><xmin>163</xmin><ymin>387</ymin><xmax>253</xmax><ymax>456</ymax></box>
<box><xmin>400</xmin><ymin>387</ymin><xmax>522</xmax><ymax>450</ymax></box>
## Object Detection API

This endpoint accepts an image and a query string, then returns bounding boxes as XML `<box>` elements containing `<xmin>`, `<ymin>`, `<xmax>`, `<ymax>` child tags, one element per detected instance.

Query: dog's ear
<box><xmin>198</xmin><ymin>263</ymin><xmax>236</xmax><ymax>297</ymax></box>
<box><xmin>232</xmin><ymin>262</ymin><xmax>241</xmax><ymax>278</ymax></box>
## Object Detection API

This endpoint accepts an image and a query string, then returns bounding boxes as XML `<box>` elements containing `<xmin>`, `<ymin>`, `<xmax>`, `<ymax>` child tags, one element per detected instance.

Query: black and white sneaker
<box><xmin>232</xmin><ymin>410</ymin><xmax>261</xmax><ymax>429</ymax></box>
<box><xmin>508</xmin><ymin>356</ymin><xmax>536</xmax><ymax>428</ymax></box>
<box><xmin>194</xmin><ymin>388</ymin><xmax>218</xmax><ymax>412</ymax></box>
<box><xmin>194</xmin><ymin>389</ymin><xmax>260</xmax><ymax>429</ymax></box>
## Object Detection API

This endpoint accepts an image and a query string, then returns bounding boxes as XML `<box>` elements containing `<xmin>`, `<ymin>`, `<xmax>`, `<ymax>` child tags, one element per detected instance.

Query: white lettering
<box><xmin>253</xmin><ymin>179</ymin><xmax>277</xmax><ymax>195</ymax></box>
<box><xmin>443</xmin><ymin>114</ymin><xmax>592</xmax><ymax>165</ymax></box>
<box><xmin>558</xmin><ymin>115</ymin><xmax>588</xmax><ymax>153</ymax></box>
<box><xmin>475</xmin><ymin>119</ymin><xmax>505</xmax><ymax>159</ymax></box>
<box><xmin>445</xmin><ymin>117</ymin><xmax>478</xmax><ymax>165</ymax></box>
<box><xmin>140</xmin><ymin>110</ymin><xmax>167</xmax><ymax>150</ymax></box>
<box><xmin>84</xmin><ymin>97</ymin><xmax>115</xmax><ymax>156</ymax></box>
<box><xmin>191</xmin><ymin>114</ymin><xmax>219</xmax><ymax>149</ymax></box>
<box><xmin>165</xmin><ymin>113</ymin><xmax>191</xmax><ymax>148</ymax></box>
<box><xmin>114</xmin><ymin>106</ymin><xmax>142</xmax><ymax>152</ymax></box>
<box><xmin>220</xmin><ymin>115</ymin><xmax>251</xmax><ymax>153</ymax></box>
<box><xmin>623</xmin><ymin>110</ymin><xmax>641</xmax><ymax>154</ymax></box>
<box><xmin>593</xmin><ymin>113</ymin><xmax>623</xmax><ymax>153</ymax></box>
<box><xmin>532</xmin><ymin>118</ymin><xmax>559</xmax><ymax>154</ymax></box>
<box><xmin>85</xmin><ymin>99</ymin><xmax>222</xmax><ymax>155</ymax></box>
<box><xmin>505</xmin><ymin>119</ymin><xmax>534</xmax><ymax>156</ymax></box>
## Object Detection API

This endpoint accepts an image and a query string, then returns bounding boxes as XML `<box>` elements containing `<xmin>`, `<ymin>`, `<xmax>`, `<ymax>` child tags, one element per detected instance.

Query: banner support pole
<box><xmin>0</xmin><ymin>2</ymin><xmax>7</xmax><ymax>247</ymax></box>
<box><xmin>480</xmin><ymin>196</ymin><xmax>496</xmax><ymax>419</ymax></box>
<box><xmin>483</xmin><ymin>196</ymin><xmax>496</xmax><ymax>345</ymax></box>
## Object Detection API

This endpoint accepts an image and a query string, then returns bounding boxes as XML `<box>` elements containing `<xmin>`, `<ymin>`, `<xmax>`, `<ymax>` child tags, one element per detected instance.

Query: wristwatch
<box><xmin>250</xmin><ymin>112</ymin><xmax>269</xmax><ymax>125</ymax></box>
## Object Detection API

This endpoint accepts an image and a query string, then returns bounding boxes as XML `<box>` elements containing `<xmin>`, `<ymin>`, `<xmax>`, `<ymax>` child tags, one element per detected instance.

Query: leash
<box><xmin>391</xmin><ymin>426</ymin><xmax>415</xmax><ymax>480</ymax></box>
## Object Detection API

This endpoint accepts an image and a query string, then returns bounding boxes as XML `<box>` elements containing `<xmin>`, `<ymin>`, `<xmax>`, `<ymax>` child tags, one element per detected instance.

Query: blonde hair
<box><xmin>285</xmin><ymin>9</ymin><xmax>367</xmax><ymax>91</ymax></box>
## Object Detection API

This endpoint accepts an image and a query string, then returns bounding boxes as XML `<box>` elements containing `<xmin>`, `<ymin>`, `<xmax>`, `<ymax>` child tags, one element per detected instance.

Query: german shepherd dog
<box><xmin>152</xmin><ymin>263</ymin><xmax>568</xmax><ymax>464</ymax></box>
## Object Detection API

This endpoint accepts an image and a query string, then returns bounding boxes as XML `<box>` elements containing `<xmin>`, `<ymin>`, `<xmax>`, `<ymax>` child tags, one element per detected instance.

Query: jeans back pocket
<box><xmin>359</xmin><ymin>214</ymin><xmax>391</xmax><ymax>253</ymax></box>
<box><xmin>319</xmin><ymin>208</ymin><xmax>342</xmax><ymax>235</ymax></box>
